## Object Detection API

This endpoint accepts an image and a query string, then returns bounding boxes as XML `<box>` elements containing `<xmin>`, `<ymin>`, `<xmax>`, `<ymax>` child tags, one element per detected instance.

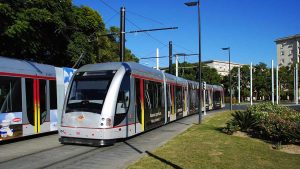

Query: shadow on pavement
<box><xmin>124</xmin><ymin>141</ymin><xmax>143</xmax><ymax>154</ymax></box>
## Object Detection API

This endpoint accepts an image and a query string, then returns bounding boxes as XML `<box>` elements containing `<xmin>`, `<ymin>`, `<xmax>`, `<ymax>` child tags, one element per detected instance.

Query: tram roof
<box><xmin>78</xmin><ymin>62</ymin><xmax>165</xmax><ymax>81</ymax></box>
<box><xmin>0</xmin><ymin>56</ymin><xmax>56</xmax><ymax>77</ymax></box>
<box><xmin>77</xmin><ymin>62</ymin><xmax>222</xmax><ymax>88</ymax></box>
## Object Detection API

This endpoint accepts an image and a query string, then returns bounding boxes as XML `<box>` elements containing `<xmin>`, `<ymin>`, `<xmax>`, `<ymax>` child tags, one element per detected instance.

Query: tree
<box><xmin>227</xmin><ymin>65</ymin><xmax>251</xmax><ymax>101</ymax></box>
<box><xmin>279</xmin><ymin>65</ymin><xmax>294</xmax><ymax>100</ymax></box>
<box><xmin>166</xmin><ymin>62</ymin><xmax>222</xmax><ymax>85</ymax></box>
<box><xmin>0</xmin><ymin>0</ymin><xmax>138</xmax><ymax>67</ymax></box>
<box><xmin>253</xmin><ymin>62</ymin><xmax>271</xmax><ymax>100</ymax></box>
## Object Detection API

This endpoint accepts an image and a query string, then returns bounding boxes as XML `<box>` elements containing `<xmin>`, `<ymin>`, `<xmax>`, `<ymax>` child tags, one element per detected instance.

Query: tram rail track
<box><xmin>0</xmin><ymin>144</ymin><xmax>102</xmax><ymax>169</ymax></box>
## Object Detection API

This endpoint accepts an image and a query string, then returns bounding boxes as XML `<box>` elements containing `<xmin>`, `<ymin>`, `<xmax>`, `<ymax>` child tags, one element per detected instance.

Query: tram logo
<box><xmin>12</xmin><ymin>118</ymin><xmax>21</xmax><ymax>123</ymax></box>
<box><xmin>77</xmin><ymin>115</ymin><xmax>85</xmax><ymax>122</ymax></box>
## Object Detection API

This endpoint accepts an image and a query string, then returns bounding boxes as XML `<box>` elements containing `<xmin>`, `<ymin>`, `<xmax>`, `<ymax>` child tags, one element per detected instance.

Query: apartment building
<box><xmin>203</xmin><ymin>60</ymin><xmax>244</xmax><ymax>76</ymax></box>
<box><xmin>275</xmin><ymin>34</ymin><xmax>300</xmax><ymax>67</ymax></box>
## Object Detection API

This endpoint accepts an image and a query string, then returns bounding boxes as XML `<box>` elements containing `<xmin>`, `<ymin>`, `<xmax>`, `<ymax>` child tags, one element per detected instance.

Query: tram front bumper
<box><xmin>59</xmin><ymin>136</ymin><xmax>115</xmax><ymax>146</ymax></box>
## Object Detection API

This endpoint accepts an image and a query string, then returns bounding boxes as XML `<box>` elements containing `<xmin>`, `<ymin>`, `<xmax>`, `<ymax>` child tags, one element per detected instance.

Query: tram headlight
<box><xmin>106</xmin><ymin>118</ymin><xmax>112</xmax><ymax>127</ymax></box>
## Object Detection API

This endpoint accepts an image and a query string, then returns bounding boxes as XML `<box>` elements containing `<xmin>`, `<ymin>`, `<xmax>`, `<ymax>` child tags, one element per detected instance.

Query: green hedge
<box><xmin>223</xmin><ymin>103</ymin><xmax>300</xmax><ymax>144</ymax></box>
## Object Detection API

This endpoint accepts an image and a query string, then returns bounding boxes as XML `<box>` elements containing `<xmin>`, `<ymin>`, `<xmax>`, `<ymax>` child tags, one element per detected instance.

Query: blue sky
<box><xmin>74</xmin><ymin>0</ymin><xmax>300</xmax><ymax>68</ymax></box>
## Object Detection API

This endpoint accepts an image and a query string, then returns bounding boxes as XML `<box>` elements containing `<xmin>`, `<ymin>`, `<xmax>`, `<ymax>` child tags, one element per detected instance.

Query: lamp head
<box><xmin>184</xmin><ymin>1</ymin><xmax>198</xmax><ymax>7</ymax></box>
<box><xmin>222</xmin><ymin>47</ymin><xmax>230</xmax><ymax>50</ymax></box>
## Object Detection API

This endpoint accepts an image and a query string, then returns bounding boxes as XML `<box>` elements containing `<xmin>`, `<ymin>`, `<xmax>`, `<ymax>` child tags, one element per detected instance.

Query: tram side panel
<box><xmin>0</xmin><ymin>75</ymin><xmax>57</xmax><ymax>141</ymax></box>
<box><xmin>0</xmin><ymin>68</ymin><xmax>74</xmax><ymax>142</ymax></box>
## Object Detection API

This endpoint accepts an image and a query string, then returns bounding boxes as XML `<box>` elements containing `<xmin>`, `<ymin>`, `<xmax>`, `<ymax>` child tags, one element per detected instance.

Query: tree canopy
<box><xmin>166</xmin><ymin>62</ymin><xmax>222</xmax><ymax>85</ymax></box>
<box><xmin>0</xmin><ymin>0</ymin><xmax>138</xmax><ymax>67</ymax></box>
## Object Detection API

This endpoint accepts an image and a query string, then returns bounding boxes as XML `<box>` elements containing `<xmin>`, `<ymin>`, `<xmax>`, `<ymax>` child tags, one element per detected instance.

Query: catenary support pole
<box><xmin>203</xmin><ymin>88</ymin><xmax>206</xmax><ymax>115</ymax></box>
<box><xmin>276</xmin><ymin>65</ymin><xmax>279</xmax><ymax>104</ymax></box>
<box><xmin>238</xmin><ymin>66</ymin><xmax>240</xmax><ymax>104</ymax></box>
<box><xmin>294</xmin><ymin>68</ymin><xmax>296</xmax><ymax>102</ymax></box>
<box><xmin>250</xmin><ymin>62</ymin><xmax>253</xmax><ymax>105</ymax></box>
<box><xmin>176</xmin><ymin>55</ymin><xmax>178</xmax><ymax>77</ymax></box>
<box><xmin>119</xmin><ymin>7</ymin><xmax>125</xmax><ymax>62</ymax></box>
<box><xmin>296</xmin><ymin>63</ymin><xmax>298</xmax><ymax>104</ymax></box>
<box><xmin>272</xmin><ymin>60</ymin><xmax>274</xmax><ymax>105</ymax></box>
<box><xmin>156</xmin><ymin>48</ymin><xmax>159</xmax><ymax>70</ymax></box>
<box><xmin>169</xmin><ymin>41</ymin><xmax>173</xmax><ymax>74</ymax></box>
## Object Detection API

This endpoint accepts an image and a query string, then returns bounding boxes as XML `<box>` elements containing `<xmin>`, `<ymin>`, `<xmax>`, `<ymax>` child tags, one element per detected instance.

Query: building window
<box><xmin>281</xmin><ymin>51</ymin><xmax>284</xmax><ymax>55</ymax></box>
<box><xmin>289</xmin><ymin>50</ymin><xmax>293</xmax><ymax>55</ymax></box>
<box><xmin>281</xmin><ymin>59</ymin><xmax>284</xmax><ymax>64</ymax></box>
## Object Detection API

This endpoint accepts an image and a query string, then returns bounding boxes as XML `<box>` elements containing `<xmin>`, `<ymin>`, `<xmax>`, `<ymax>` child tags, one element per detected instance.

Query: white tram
<box><xmin>59</xmin><ymin>62</ymin><xmax>225</xmax><ymax>146</ymax></box>
<box><xmin>0</xmin><ymin>56</ymin><xmax>75</xmax><ymax>142</ymax></box>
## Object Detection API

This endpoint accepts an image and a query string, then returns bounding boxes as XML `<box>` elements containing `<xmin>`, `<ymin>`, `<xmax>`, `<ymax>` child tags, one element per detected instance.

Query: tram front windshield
<box><xmin>66</xmin><ymin>71</ymin><xmax>114</xmax><ymax>114</ymax></box>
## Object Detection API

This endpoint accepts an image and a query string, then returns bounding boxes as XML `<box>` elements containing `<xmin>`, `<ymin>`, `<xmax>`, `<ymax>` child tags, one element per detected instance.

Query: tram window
<box><xmin>214</xmin><ymin>91</ymin><xmax>221</xmax><ymax>101</ymax></box>
<box><xmin>66</xmin><ymin>72</ymin><xmax>113</xmax><ymax>114</ymax></box>
<box><xmin>115</xmin><ymin>75</ymin><xmax>130</xmax><ymax>114</ymax></box>
<box><xmin>167</xmin><ymin>85</ymin><xmax>171</xmax><ymax>110</ymax></box>
<box><xmin>26</xmin><ymin>79</ymin><xmax>34</xmax><ymax>125</ymax></box>
<box><xmin>39</xmin><ymin>80</ymin><xmax>47</xmax><ymax>124</ymax></box>
<box><xmin>0</xmin><ymin>76</ymin><xmax>22</xmax><ymax>113</ymax></box>
<box><xmin>144</xmin><ymin>80</ymin><xmax>163</xmax><ymax>114</ymax></box>
<box><xmin>176</xmin><ymin>86</ymin><xmax>183</xmax><ymax>109</ymax></box>
<box><xmin>50</xmin><ymin>80</ymin><xmax>57</xmax><ymax>109</ymax></box>
<box><xmin>160</xmin><ymin>83</ymin><xmax>164</xmax><ymax>109</ymax></box>
<box><xmin>135</xmin><ymin>79</ymin><xmax>141</xmax><ymax>123</ymax></box>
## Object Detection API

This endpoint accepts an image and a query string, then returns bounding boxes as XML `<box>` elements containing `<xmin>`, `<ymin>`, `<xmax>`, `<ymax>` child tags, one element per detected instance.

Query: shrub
<box><xmin>231</xmin><ymin>110</ymin><xmax>258</xmax><ymax>131</ymax></box>
<box><xmin>258</xmin><ymin>112</ymin><xmax>298</xmax><ymax>143</ymax></box>
<box><xmin>250</xmin><ymin>103</ymin><xmax>300</xmax><ymax>143</ymax></box>
<box><xmin>223</xmin><ymin>111</ymin><xmax>257</xmax><ymax>134</ymax></box>
<box><xmin>222</xmin><ymin>122</ymin><xmax>240</xmax><ymax>135</ymax></box>
<box><xmin>223</xmin><ymin>103</ymin><xmax>300</xmax><ymax>144</ymax></box>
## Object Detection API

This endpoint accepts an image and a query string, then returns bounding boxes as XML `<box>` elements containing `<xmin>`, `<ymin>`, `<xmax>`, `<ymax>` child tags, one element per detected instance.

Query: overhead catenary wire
<box><xmin>139</xmin><ymin>53</ymin><xmax>198</xmax><ymax>60</ymax></box>
<box><xmin>98</xmin><ymin>0</ymin><xmax>170</xmax><ymax>47</ymax></box>
<box><xmin>138</xmin><ymin>43</ymin><xmax>168</xmax><ymax>60</ymax></box>
<box><xmin>98</xmin><ymin>0</ymin><xmax>197</xmax><ymax>67</ymax></box>
<box><xmin>127</xmin><ymin>10</ymin><xmax>166</xmax><ymax>26</ymax></box>
<box><xmin>104</xmin><ymin>13</ymin><xmax>118</xmax><ymax>24</ymax></box>
<box><xmin>99</xmin><ymin>0</ymin><xmax>119</xmax><ymax>13</ymax></box>
<box><xmin>173</xmin><ymin>43</ymin><xmax>195</xmax><ymax>53</ymax></box>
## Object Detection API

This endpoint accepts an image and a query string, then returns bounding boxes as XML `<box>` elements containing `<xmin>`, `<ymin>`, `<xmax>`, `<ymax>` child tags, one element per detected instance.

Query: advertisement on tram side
<box><xmin>0</xmin><ymin>112</ymin><xmax>23</xmax><ymax>141</ymax></box>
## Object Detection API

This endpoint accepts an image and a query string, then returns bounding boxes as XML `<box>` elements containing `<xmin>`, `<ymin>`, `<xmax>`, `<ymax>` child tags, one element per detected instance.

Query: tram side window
<box><xmin>115</xmin><ymin>75</ymin><xmax>130</xmax><ymax>114</ymax></box>
<box><xmin>135</xmin><ymin>79</ymin><xmax>141</xmax><ymax>123</ymax></box>
<box><xmin>214</xmin><ymin>91</ymin><xmax>221</xmax><ymax>102</ymax></box>
<box><xmin>0</xmin><ymin>76</ymin><xmax>22</xmax><ymax>113</ymax></box>
<box><xmin>160</xmin><ymin>83</ymin><xmax>164</xmax><ymax>110</ymax></box>
<box><xmin>176</xmin><ymin>86</ymin><xmax>183</xmax><ymax>110</ymax></box>
<box><xmin>40</xmin><ymin>80</ymin><xmax>47</xmax><ymax>124</ymax></box>
<box><xmin>144</xmin><ymin>81</ymin><xmax>161</xmax><ymax>111</ymax></box>
<box><xmin>26</xmin><ymin>79</ymin><xmax>34</xmax><ymax>125</ymax></box>
<box><xmin>191</xmin><ymin>88</ymin><xmax>197</xmax><ymax>109</ymax></box>
<box><xmin>167</xmin><ymin>85</ymin><xmax>171</xmax><ymax>109</ymax></box>
<box><xmin>50</xmin><ymin>80</ymin><xmax>57</xmax><ymax>109</ymax></box>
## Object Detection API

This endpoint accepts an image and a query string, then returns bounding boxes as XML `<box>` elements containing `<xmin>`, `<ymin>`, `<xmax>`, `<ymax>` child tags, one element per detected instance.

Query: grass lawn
<box><xmin>127</xmin><ymin>111</ymin><xmax>300</xmax><ymax>169</ymax></box>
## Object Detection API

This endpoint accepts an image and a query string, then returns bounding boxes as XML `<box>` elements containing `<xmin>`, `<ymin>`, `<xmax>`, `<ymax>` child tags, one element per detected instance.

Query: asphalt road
<box><xmin>0</xmin><ymin>109</ymin><xmax>226</xmax><ymax>169</ymax></box>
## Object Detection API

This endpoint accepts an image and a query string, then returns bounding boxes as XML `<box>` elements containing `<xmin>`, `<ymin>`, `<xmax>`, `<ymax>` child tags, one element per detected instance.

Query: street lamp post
<box><xmin>185</xmin><ymin>0</ymin><xmax>202</xmax><ymax>124</ymax></box>
<box><xmin>222</xmin><ymin>47</ymin><xmax>232</xmax><ymax>111</ymax></box>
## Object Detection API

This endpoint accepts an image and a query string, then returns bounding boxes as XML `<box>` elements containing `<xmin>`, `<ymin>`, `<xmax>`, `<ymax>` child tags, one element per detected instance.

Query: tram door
<box><xmin>23</xmin><ymin>79</ymin><xmax>49</xmax><ymax>135</ymax></box>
